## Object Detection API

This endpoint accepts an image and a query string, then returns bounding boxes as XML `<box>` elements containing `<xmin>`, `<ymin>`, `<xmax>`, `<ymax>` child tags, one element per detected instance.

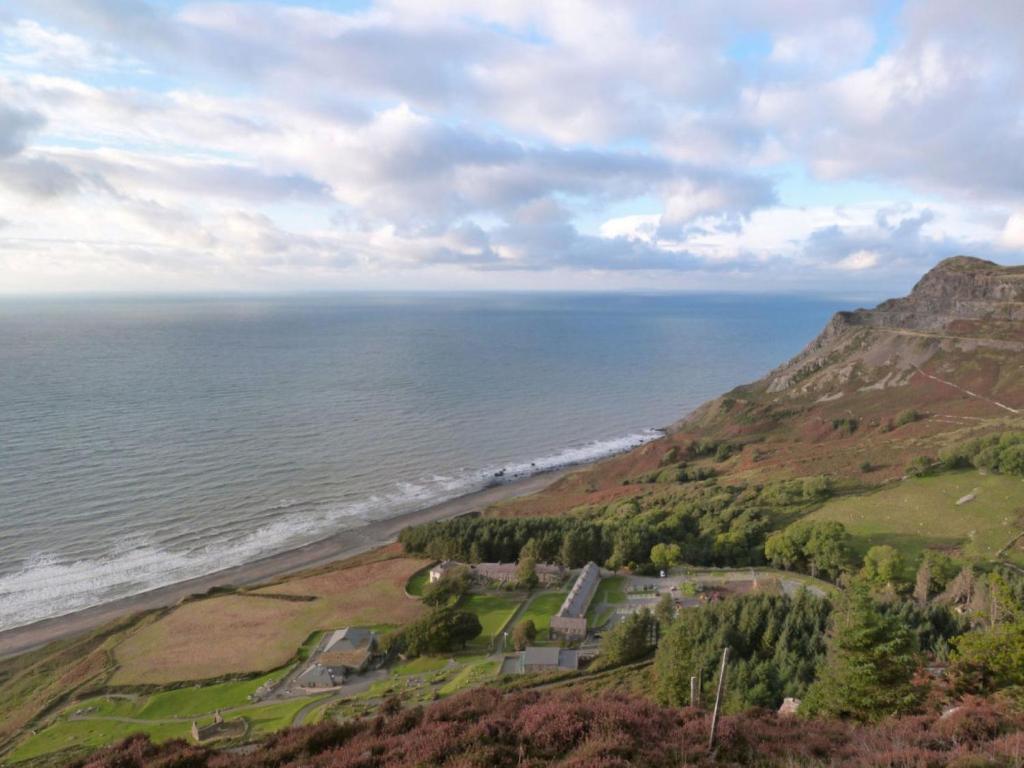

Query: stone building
<box><xmin>549</xmin><ymin>562</ymin><xmax>600</xmax><ymax>639</ymax></box>
<box><xmin>428</xmin><ymin>559</ymin><xmax>566</xmax><ymax>586</ymax></box>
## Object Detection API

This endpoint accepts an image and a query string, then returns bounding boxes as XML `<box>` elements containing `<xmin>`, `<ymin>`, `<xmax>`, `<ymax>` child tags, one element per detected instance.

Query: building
<box><xmin>504</xmin><ymin>646</ymin><xmax>579</xmax><ymax>675</ymax></box>
<box><xmin>295</xmin><ymin>663</ymin><xmax>340</xmax><ymax>689</ymax></box>
<box><xmin>429</xmin><ymin>559</ymin><xmax>566</xmax><ymax>586</ymax></box>
<box><xmin>428</xmin><ymin>560</ymin><xmax>459</xmax><ymax>583</ymax></box>
<box><xmin>549</xmin><ymin>562</ymin><xmax>600</xmax><ymax>639</ymax></box>
<box><xmin>472</xmin><ymin>561</ymin><xmax>565</xmax><ymax>585</ymax></box>
<box><xmin>318</xmin><ymin>627</ymin><xmax>377</xmax><ymax>675</ymax></box>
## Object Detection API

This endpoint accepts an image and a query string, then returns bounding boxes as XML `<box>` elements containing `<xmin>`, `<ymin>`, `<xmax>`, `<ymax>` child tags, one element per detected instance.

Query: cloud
<box><xmin>834</xmin><ymin>249</ymin><xmax>880</xmax><ymax>271</ymax></box>
<box><xmin>1</xmin><ymin>0</ymin><xmax>1023</xmax><ymax>292</ymax></box>
<box><xmin>1002</xmin><ymin>212</ymin><xmax>1024</xmax><ymax>249</ymax></box>
<box><xmin>0</xmin><ymin>103</ymin><xmax>44</xmax><ymax>157</ymax></box>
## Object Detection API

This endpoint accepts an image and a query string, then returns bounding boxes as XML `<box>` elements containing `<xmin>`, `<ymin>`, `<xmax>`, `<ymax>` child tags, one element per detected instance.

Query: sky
<box><xmin>0</xmin><ymin>0</ymin><xmax>1022</xmax><ymax>296</ymax></box>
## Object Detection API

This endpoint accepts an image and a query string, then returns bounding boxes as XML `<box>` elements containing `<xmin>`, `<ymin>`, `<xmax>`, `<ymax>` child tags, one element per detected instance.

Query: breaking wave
<box><xmin>0</xmin><ymin>429</ymin><xmax>660</xmax><ymax>632</ymax></box>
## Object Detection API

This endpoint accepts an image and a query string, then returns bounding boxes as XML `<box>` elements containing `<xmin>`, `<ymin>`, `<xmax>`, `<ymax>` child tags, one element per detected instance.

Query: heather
<box><xmin>70</xmin><ymin>688</ymin><xmax>1024</xmax><ymax>768</ymax></box>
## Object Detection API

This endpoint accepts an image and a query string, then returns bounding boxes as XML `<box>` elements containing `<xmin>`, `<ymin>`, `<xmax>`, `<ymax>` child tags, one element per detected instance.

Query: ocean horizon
<box><xmin>0</xmin><ymin>292</ymin><xmax>837</xmax><ymax>632</ymax></box>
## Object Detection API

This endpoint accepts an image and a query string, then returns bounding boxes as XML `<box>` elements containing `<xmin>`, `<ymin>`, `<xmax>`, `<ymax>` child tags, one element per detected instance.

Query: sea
<box><xmin>0</xmin><ymin>293</ymin><xmax>840</xmax><ymax>632</ymax></box>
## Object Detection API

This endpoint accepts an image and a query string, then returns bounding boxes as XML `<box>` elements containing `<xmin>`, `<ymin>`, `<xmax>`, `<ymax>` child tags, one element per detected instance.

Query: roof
<box><xmin>324</xmin><ymin>627</ymin><xmax>373</xmax><ymax>654</ymax></box>
<box><xmin>522</xmin><ymin>646</ymin><xmax>579</xmax><ymax>671</ymax></box>
<box><xmin>296</xmin><ymin>664</ymin><xmax>336</xmax><ymax>687</ymax></box>
<box><xmin>556</xmin><ymin>562</ymin><xmax>600</xmax><ymax>618</ymax></box>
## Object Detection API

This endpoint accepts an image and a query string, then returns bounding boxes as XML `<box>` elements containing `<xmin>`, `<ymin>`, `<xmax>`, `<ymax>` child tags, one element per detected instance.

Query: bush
<box><xmin>895</xmin><ymin>409</ymin><xmax>923</xmax><ymax>427</ymax></box>
<box><xmin>831</xmin><ymin>417</ymin><xmax>859</xmax><ymax>435</ymax></box>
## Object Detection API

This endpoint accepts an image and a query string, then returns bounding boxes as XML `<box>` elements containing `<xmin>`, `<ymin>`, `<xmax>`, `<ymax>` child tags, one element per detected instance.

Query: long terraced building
<box><xmin>549</xmin><ymin>561</ymin><xmax>600</xmax><ymax>639</ymax></box>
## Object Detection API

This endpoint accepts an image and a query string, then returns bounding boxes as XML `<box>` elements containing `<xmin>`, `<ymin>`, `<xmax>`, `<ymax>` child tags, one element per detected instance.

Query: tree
<box><xmin>951</xmin><ymin>574</ymin><xmax>1024</xmax><ymax>693</ymax></box>
<box><xmin>559</xmin><ymin>527</ymin><xmax>589</xmax><ymax>568</ymax></box>
<box><xmin>653</xmin><ymin>592</ymin><xmax>831</xmax><ymax>711</ymax></box>
<box><xmin>655</xmin><ymin>593</ymin><xmax>676</xmax><ymax>629</ymax></box>
<box><xmin>511</xmin><ymin>619</ymin><xmax>537</xmax><ymax>651</ymax></box>
<box><xmin>403</xmin><ymin>608</ymin><xmax>482</xmax><ymax>656</ymax></box>
<box><xmin>764</xmin><ymin>529</ymin><xmax>802</xmax><ymax>571</ymax></box>
<box><xmin>804</xmin><ymin>522</ymin><xmax>851</xmax><ymax>581</ymax></box>
<box><xmin>650</xmin><ymin>542</ymin><xmax>682</xmax><ymax>572</ymax></box>
<box><xmin>913</xmin><ymin>557</ymin><xmax>931</xmax><ymax>605</ymax></box>
<box><xmin>765</xmin><ymin>521</ymin><xmax>851</xmax><ymax>581</ymax></box>
<box><xmin>421</xmin><ymin>566</ymin><xmax>470</xmax><ymax>607</ymax></box>
<box><xmin>861</xmin><ymin>545</ymin><xmax>903</xmax><ymax>589</ymax></box>
<box><xmin>517</xmin><ymin>539</ymin><xmax>539</xmax><ymax>589</ymax></box>
<box><xmin>802</xmin><ymin>581</ymin><xmax>920</xmax><ymax>721</ymax></box>
<box><xmin>597</xmin><ymin>609</ymin><xmax>657</xmax><ymax>668</ymax></box>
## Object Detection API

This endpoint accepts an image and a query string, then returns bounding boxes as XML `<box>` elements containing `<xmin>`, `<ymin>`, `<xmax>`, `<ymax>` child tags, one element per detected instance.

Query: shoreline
<box><xmin>0</xmin><ymin>467</ymin><xmax>575</xmax><ymax>660</ymax></box>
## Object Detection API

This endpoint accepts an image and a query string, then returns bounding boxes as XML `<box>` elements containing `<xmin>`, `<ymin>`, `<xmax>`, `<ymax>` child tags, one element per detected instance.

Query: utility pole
<box><xmin>689</xmin><ymin>675</ymin><xmax>700</xmax><ymax>708</ymax></box>
<box><xmin>708</xmin><ymin>647</ymin><xmax>730</xmax><ymax>751</ymax></box>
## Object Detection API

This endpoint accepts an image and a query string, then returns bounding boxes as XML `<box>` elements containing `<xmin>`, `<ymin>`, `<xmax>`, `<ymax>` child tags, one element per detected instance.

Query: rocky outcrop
<box><xmin>763</xmin><ymin>257</ymin><xmax>1024</xmax><ymax>398</ymax></box>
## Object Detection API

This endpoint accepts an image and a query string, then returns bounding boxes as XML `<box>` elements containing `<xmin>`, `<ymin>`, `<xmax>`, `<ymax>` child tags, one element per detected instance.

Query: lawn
<box><xmin>457</xmin><ymin>594</ymin><xmax>523</xmax><ymax>647</ymax></box>
<box><xmin>10</xmin><ymin>691</ymin><xmax>328</xmax><ymax>764</ymax></box>
<box><xmin>586</xmin><ymin>576</ymin><xmax>627</xmax><ymax>626</ymax></box>
<box><xmin>393</xmin><ymin>656</ymin><xmax>450</xmax><ymax>676</ymax></box>
<box><xmin>9</xmin><ymin>718</ymin><xmax>190</xmax><ymax>763</ymax></box>
<box><xmin>404</xmin><ymin>565</ymin><xmax>433</xmax><ymax>597</ymax></box>
<box><xmin>112</xmin><ymin>554</ymin><xmax>429</xmax><ymax>684</ymax></box>
<box><xmin>808</xmin><ymin>470</ymin><xmax>1024</xmax><ymax>567</ymax></box>
<box><xmin>438</xmin><ymin>657</ymin><xmax>499</xmax><ymax>696</ymax></box>
<box><xmin>516</xmin><ymin>592</ymin><xmax>567</xmax><ymax>640</ymax></box>
<box><xmin>233</xmin><ymin>696</ymin><xmax>328</xmax><ymax>737</ymax></box>
<box><xmin>592</xmin><ymin>576</ymin><xmax>627</xmax><ymax>606</ymax></box>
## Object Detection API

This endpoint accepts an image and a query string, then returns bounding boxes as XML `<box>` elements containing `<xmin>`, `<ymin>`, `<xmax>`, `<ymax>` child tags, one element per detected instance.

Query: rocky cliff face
<box><xmin>837</xmin><ymin>256</ymin><xmax>1024</xmax><ymax>333</ymax></box>
<box><xmin>758</xmin><ymin>257</ymin><xmax>1024</xmax><ymax>401</ymax></box>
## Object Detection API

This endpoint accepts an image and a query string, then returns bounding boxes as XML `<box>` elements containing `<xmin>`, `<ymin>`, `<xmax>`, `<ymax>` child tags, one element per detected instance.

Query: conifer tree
<box><xmin>803</xmin><ymin>580</ymin><xmax>920</xmax><ymax>721</ymax></box>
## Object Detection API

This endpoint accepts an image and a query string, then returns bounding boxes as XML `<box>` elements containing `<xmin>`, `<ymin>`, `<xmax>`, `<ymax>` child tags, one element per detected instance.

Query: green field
<box><xmin>516</xmin><ymin>592</ymin><xmax>567</xmax><ymax>641</ymax></box>
<box><xmin>9</xmin><ymin>718</ymin><xmax>190</xmax><ymax>763</ymax></box>
<box><xmin>808</xmin><ymin>470</ymin><xmax>1024</xmax><ymax>567</ymax></box>
<box><xmin>438</xmin><ymin>658</ymin><xmax>499</xmax><ymax>696</ymax></box>
<box><xmin>393</xmin><ymin>656</ymin><xmax>450</xmax><ymax>676</ymax></box>
<box><xmin>586</xmin><ymin>576</ymin><xmax>627</xmax><ymax>626</ymax></box>
<box><xmin>405</xmin><ymin>565</ymin><xmax>433</xmax><ymax>597</ymax></box>
<box><xmin>457</xmin><ymin>594</ymin><xmax>523</xmax><ymax>646</ymax></box>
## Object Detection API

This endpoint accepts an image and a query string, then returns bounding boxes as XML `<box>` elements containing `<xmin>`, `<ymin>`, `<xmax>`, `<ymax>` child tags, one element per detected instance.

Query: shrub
<box><xmin>895</xmin><ymin>409</ymin><xmax>923</xmax><ymax>427</ymax></box>
<box><xmin>831</xmin><ymin>417</ymin><xmax>859</xmax><ymax>435</ymax></box>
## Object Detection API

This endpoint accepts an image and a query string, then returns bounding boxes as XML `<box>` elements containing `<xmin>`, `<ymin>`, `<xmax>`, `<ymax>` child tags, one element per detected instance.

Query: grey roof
<box><xmin>523</xmin><ymin>646</ymin><xmax>561</xmax><ymax>666</ymax></box>
<box><xmin>521</xmin><ymin>646</ymin><xmax>579</xmax><ymax>671</ymax></box>
<box><xmin>556</xmin><ymin>562</ymin><xmax>600</xmax><ymax>618</ymax></box>
<box><xmin>324</xmin><ymin>627</ymin><xmax>373</xmax><ymax>653</ymax></box>
<box><xmin>296</xmin><ymin>664</ymin><xmax>337</xmax><ymax>687</ymax></box>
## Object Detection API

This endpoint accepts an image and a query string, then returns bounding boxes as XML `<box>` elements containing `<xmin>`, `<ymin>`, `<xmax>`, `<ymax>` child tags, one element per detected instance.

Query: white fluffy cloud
<box><xmin>0</xmin><ymin>0</ymin><xmax>1022</xmax><ymax>293</ymax></box>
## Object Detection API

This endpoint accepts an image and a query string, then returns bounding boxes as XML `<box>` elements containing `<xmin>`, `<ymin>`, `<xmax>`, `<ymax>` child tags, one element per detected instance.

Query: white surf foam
<box><xmin>0</xmin><ymin>428</ymin><xmax>662</xmax><ymax>632</ymax></box>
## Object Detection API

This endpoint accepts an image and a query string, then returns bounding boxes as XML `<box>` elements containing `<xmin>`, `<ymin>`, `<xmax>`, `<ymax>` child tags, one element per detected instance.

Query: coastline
<box><xmin>0</xmin><ymin>467</ymin><xmax>574</xmax><ymax>660</ymax></box>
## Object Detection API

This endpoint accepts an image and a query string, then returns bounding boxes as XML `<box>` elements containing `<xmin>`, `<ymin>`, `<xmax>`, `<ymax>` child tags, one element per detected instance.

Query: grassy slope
<box><xmin>808</xmin><ymin>470</ymin><xmax>1024</xmax><ymax>566</ymax></box>
<box><xmin>517</xmin><ymin>592</ymin><xmax>567</xmax><ymax>640</ymax></box>
<box><xmin>112</xmin><ymin>552</ymin><xmax>428</xmax><ymax>685</ymax></box>
<box><xmin>457</xmin><ymin>594</ymin><xmax>523</xmax><ymax>647</ymax></box>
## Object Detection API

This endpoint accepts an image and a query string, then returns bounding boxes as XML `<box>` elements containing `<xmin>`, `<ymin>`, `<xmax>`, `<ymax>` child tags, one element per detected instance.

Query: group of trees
<box><xmin>802</xmin><ymin>581</ymin><xmax>921</xmax><ymax>720</ymax></box>
<box><xmin>763</xmin><ymin>520</ymin><xmax>852</xmax><ymax>580</ymax></box>
<box><xmin>940</xmin><ymin>431</ymin><xmax>1024</xmax><ymax>476</ymax></box>
<box><xmin>950</xmin><ymin>571</ymin><xmax>1024</xmax><ymax>694</ymax></box>
<box><xmin>420</xmin><ymin>565</ymin><xmax>471</xmax><ymax>607</ymax></box>
<box><xmin>389</xmin><ymin>607</ymin><xmax>481</xmax><ymax>657</ymax></box>
<box><xmin>595</xmin><ymin>609</ymin><xmax>658</xmax><ymax>669</ymax></box>
<box><xmin>654</xmin><ymin>591</ymin><xmax>832</xmax><ymax>712</ymax></box>
<box><xmin>401</xmin><ymin>475</ymin><xmax>835</xmax><ymax>574</ymax></box>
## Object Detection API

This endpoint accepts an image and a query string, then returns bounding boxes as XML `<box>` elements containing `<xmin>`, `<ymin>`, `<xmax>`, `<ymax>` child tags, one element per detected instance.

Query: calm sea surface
<box><xmin>0</xmin><ymin>293</ymin><xmax>838</xmax><ymax>631</ymax></box>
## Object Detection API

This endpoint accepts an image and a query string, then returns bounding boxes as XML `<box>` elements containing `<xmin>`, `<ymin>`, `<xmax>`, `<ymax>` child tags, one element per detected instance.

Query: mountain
<box><xmin>499</xmin><ymin>256</ymin><xmax>1024</xmax><ymax>515</ymax></box>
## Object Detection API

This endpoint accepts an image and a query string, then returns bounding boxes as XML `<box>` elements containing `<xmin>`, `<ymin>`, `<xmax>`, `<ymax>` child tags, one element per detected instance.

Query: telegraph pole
<box><xmin>708</xmin><ymin>647</ymin><xmax>730</xmax><ymax>751</ymax></box>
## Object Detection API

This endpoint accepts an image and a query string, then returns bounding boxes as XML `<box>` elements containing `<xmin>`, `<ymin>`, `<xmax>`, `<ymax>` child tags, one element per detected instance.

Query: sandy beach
<box><xmin>0</xmin><ymin>468</ymin><xmax>571</xmax><ymax>659</ymax></box>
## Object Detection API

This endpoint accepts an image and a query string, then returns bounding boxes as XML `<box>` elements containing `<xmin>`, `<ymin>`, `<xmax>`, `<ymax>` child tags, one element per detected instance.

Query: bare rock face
<box><xmin>763</xmin><ymin>257</ymin><xmax>1024</xmax><ymax>399</ymax></box>
<box><xmin>839</xmin><ymin>256</ymin><xmax>1024</xmax><ymax>332</ymax></box>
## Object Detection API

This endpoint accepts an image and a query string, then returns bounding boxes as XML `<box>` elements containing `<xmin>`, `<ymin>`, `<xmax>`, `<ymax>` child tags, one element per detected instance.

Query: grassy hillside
<box><xmin>809</xmin><ymin>470</ymin><xmax>1024</xmax><ymax>567</ymax></box>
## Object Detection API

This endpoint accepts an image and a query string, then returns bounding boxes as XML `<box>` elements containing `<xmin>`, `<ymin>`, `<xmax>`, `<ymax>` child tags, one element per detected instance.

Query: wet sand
<box><xmin>0</xmin><ymin>468</ymin><xmax>571</xmax><ymax>659</ymax></box>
